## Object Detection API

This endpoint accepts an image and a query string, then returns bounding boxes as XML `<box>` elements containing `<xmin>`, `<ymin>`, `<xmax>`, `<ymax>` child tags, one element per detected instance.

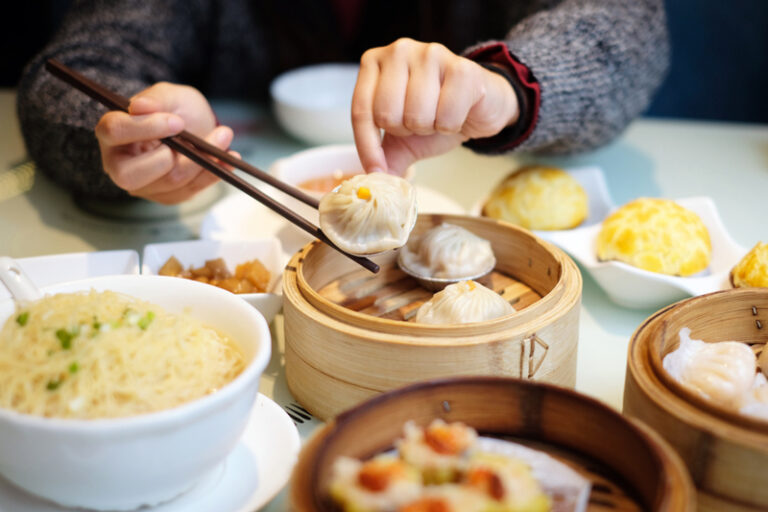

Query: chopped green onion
<box><xmin>15</xmin><ymin>312</ymin><xmax>29</xmax><ymax>326</ymax></box>
<box><xmin>46</xmin><ymin>380</ymin><xmax>61</xmax><ymax>391</ymax></box>
<box><xmin>56</xmin><ymin>329</ymin><xmax>73</xmax><ymax>350</ymax></box>
<box><xmin>92</xmin><ymin>320</ymin><xmax>101</xmax><ymax>330</ymax></box>
<box><xmin>69</xmin><ymin>362</ymin><xmax>79</xmax><ymax>374</ymax></box>
<box><xmin>138</xmin><ymin>311</ymin><xmax>155</xmax><ymax>330</ymax></box>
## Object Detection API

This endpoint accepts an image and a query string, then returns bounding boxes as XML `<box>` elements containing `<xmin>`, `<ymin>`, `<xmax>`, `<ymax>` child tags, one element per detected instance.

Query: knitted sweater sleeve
<box><xmin>470</xmin><ymin>0</ymin><xmax>669</xmax><ymax>155</ymax></box>
<box><xmin>16</xmin><ymin>0</ymin><xmax>212</xmax><ymax>199</ymax></box>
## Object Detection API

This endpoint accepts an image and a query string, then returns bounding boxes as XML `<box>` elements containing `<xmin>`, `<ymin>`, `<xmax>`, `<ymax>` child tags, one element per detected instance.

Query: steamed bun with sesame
<box><xmin>731</xmin><ymin>242</ymin><xmax>768</xmax><ymax>288</ymax></box>
<box><xmin>596</xmin><ymin>198</ymin><xmax>711</xmax><ymax>276</ymax></box>
<box><xmin>482</xmin><ymin>166</ymin><xmax>588</xmax><ymax>230</ymax></box>
<box><xmin>319</xmin><ymin>172</ymin><xmax>417</xmax><ymax>255</ymax></box>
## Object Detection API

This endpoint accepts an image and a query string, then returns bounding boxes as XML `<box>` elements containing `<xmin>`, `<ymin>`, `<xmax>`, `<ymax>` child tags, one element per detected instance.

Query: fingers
<box><xmin>95</xmin><ymin>110</ymin><xmax>185</xmax><ymax>147</ymax></box>
<box><xmin>102</xmin><ymin>143</ymin><xmax>176</xmax><ymax>191</ymax></box>
<box><xmin>435</xmin><ymin>59</ymin><xmax>478</xmax><ymax>135</ymax></box>
<box><xmin>352</xmin><ymin>53</ymin><xmax>388</xmax><ymax>174</ymax></box>
<box><xmin>402</xmin><ymin>45</ymin><xmax>442</xmax><ymax>136</ymax></box>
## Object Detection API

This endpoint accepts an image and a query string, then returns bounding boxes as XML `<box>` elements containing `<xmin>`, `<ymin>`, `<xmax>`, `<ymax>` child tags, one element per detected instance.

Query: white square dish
<box><xmin>0</xmin><ymin>250</ymin><xmax>139</xmax><ymax>300</ymax></box>
<box><xmin>141</xmin><ymin>239</ymin><xmax>284</xmax><ymax>323</ymax></box>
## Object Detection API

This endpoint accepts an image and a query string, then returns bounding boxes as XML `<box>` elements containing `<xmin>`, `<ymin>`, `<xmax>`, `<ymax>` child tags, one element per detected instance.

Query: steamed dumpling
<box><xmin>399</xmin><ymin>223</ymin><xmax>496</xmax><ymax>279</ymax></box>
<box><xmin>663</xmin><ymin>327</ymin><xmax>757</xmax><ymax>408</ymax></box>
<box><xmin>415</xmin><ymin>281</ymin><xmax>515</xmax><ymax>325</ymax></box>
<box><xmin>319</xmin><ymin>172</ymin><xmax>417</xmax><ymax>255</ymax></box>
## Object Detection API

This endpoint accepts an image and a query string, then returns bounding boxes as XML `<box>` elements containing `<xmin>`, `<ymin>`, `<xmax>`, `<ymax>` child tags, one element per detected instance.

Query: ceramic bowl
<box><xmin>270</xmin><ymin>63</ymin><xmax>359</xmax><ymax>146</ymax></box>
<box><xmin>142</xmin><ymin>238</ymin><xmax>284</xmax><ymax>323</ymax></box>
<box><xmin>0</xmin><ymin>275</ymin><xmax>271</xmax><ymax>510</ymax></box>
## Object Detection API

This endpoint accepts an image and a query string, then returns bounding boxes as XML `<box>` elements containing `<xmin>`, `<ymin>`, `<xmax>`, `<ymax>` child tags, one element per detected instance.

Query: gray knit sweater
<box><xmin>17</xmin><ymin>0</ymin><xmax>669</xmax><ymax>199</ymax></box>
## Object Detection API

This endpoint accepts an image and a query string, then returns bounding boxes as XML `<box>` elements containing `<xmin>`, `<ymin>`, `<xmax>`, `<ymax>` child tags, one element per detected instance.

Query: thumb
<box><xmin>129</xmin><ymin>84</ymin><xmax>183</xmax><ymax>116</ymax></box>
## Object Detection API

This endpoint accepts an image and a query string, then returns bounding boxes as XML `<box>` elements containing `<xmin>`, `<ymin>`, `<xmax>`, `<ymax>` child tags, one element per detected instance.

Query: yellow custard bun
<box><xmin>596</xmin><ymin>198</ymin><xmax>711</xmax><ymax>276</ymax></box>
<box><xmin>481</xmin><ymin>166</ymin><xmax>588</xmax><ymax>230</ymax></box>
<box><xmin>731</xmin><ymin>242</ymin><xmax>768</xmax><ymax>288</ymax></box>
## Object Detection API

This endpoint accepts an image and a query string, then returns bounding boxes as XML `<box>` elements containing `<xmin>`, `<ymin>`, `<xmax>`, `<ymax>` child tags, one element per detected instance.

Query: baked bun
<box><xmin>596</xmin><ymin>198</ymin><xmax>711</xmax><ymax>276</ymax></box>
<box><xmin>730</xmin><ymin>242</ymin><xmax>768</xmax><ymax>288</ymax></box>
<box><xmin>482</xmin><ymin>166</ymin><xmax>588</xmax><ymax>230</ymax></box>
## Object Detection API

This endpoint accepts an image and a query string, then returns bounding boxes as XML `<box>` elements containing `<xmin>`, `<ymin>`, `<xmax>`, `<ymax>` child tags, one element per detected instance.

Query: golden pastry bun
<box><xmin>482</xmin><ymin>166</ymin><xmax>588</xmax><ymax>230</ymax></box>
<box><xmin>596</xmin><ymin>198</ymin><xmax>711</xmax><ymax>276</ymax></box>
<box><xmin>731</xmin><ymin>242</ymin><xmax>768</xmax><ymax>288</ymax></box>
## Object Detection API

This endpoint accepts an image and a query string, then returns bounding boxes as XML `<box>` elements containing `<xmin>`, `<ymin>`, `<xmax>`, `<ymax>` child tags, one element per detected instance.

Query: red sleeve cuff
<box><xmin>464</xmin><ymin>42</ymin><xmax>541</xmax><ymax>152</ymax></box>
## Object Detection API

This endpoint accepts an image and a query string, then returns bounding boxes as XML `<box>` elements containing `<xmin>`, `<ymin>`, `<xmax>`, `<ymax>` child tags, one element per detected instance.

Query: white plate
<box><xmin>472</xmin><ymin>167</ymin><xmax>748</xmax><ymax>309</ymax></box>
<box><xmin>142</xmin><ymin>239</ymin><xmax>284</xmax><ymax>323</ymax></box>
<box><xmin>200</xmin><ymin>186</ymin><xmax>465</xmax><ymax>263</ymax></box>
<box><xmin>0</xmin><ymin>251</ymin><xmax>139</xmax><ymax>300</ymax></box>
<box><xmin>0</xmin><ymin>393</ymin><xmax>300</xmax><ymax>512</ymax></box>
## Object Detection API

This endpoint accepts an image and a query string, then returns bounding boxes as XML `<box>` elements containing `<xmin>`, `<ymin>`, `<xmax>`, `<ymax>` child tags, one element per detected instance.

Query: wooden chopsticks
<box><xmin>45</xmin><ymin>59</ymin><xmax>379</xmax><ymax>274</ymax></box>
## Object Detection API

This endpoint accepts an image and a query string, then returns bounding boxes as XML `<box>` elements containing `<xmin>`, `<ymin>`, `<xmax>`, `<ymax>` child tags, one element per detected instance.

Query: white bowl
<box><xmin>142</xmin><ymin>239</ymin><xmax>284</xmax><ymax>323</ymax></box>
<box><xmin>270</xmin><ymin>63</ymin><xmax>358</xmax><ymax>146</ymax></box>
<box><xmin>0</xmin><ymin>275</ymin><xmax>272</xmax><ymax>510</ymax></box>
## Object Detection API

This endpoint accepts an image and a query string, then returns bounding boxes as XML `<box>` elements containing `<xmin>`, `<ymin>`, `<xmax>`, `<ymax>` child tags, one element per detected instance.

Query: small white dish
<box><xmin>473</xmin><ymin>167</ymin><xmax>747</xmax><ymax>309</ymax></box>
<box><xmin>0</xmin><ymin>250</ymin><xmax>139</xmax><ymax>300</ymax></box>
<box><xmin>200</xmin><ymin>187</ymin><xmax>465</xmax><ymax>263</ymax></box>
<box><xmin>142</xmin><ymin>239</ymin><xmax>284</xmax><ymax>323</ymax></box>
<box><xmin>0</xmin><ymin>393</ymin><xmax>300</xmax><ymax>512</ymax></box>
<box><xmin>270</xmin><ymin>63</ymin><xmax>359</xmax><ymax>146</ymax></box>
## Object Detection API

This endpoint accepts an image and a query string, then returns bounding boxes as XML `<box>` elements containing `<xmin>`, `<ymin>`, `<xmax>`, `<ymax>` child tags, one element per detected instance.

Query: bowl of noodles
<box><xmin>0</xmin><ymin>274</ymin><xmax>271</xmax><ymax>510</ymax></box>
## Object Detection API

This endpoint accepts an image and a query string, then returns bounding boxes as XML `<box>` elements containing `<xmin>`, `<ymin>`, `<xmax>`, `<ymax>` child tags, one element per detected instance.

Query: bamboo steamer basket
<box><xmin>291</xmin><ymin>377</ymin><xmax>695</xmax><ymax>511</ymax></box>
<box><xmin>283</xmin><ymin>214</ymin><xmax>582</xmax><ymax>420</ymax></box>
<box><xmin>624</xmin><ymin>288</ymin><xmax>768</xmax><ymax>511</ymax></box>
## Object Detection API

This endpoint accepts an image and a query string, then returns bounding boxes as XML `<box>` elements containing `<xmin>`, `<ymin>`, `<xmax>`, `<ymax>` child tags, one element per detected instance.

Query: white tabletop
<box><xmin>1</xmin><ymin>88</ymin><xmax>768</xmax><ymax>510</ymax></box>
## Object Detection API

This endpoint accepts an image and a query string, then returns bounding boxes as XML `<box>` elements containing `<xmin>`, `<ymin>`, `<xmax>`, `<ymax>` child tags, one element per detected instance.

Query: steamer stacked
<box><xmin>283</xmin><ymin>213</ymin><xmax>582</xmax><ymax>420</ymax></box>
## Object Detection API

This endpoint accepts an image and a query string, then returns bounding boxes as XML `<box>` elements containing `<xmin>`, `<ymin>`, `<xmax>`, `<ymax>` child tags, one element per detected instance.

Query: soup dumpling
<box><xmin>319</xmin><ymin>172</ymin><xmax>417</xmax><ymax>255</ymax></box>
<box><xmin>415</xmin><ymin>281</ymin><xmax>515</xmax><ymax>325</ymax></box>
<box><xmin>398</xmin><ymin>223</ymin><xmax>496</xmax><ymax>280</ymax></box>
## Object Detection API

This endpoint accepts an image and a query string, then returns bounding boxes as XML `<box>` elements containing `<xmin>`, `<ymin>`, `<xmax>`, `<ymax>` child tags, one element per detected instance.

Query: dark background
<box><xmin>2</xmin><ymin>0</ymin><xmax>767</xmax><ymax>123</ymax></box>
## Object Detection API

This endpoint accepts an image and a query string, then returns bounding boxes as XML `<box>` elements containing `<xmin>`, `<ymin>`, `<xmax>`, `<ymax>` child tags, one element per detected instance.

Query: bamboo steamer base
<box><xmin>291</xmin><ymin>377</ymin><xmax>695</xmax><ymax>511</ymax></box>
<box><xmin>283</xmin><ymin>214</ymin><xmax>582</xmax><ymax>421</ymax></box>
<box><xmin>623</xmin><ymin>288</ymin><xmax>768</xmax><ymax>511</ymax></box>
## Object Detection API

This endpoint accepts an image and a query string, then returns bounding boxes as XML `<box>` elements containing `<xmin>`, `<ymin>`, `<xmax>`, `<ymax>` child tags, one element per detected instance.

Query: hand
<box><xmin>95</xmin><ymin>82</ymin><xmax>234</xmax><ymax>204</ymax></box>
<box><xmin>352</xmin><ymin>38</ymin><xmax>519</xmax><ymax>176</ymax></box>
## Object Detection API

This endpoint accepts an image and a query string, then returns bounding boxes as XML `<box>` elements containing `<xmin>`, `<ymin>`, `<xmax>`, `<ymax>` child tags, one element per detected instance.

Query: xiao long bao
<box><xmin>318</xmin><ymin>172</ymin><xmax>417</xmax><ymax>255</ymax></box>
<box><xmin>415</xmin><ymin>281</ymin><xmax>516</xmax><ymax>325</ymax></box>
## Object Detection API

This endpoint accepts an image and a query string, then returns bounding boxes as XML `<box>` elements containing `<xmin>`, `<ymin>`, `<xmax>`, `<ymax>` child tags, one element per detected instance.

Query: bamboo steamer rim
<box><xmin>292</xmin><ymin>213</ymin><xmax>581</xmax><ymax>339</ymax></box>
<box><xmin>630</xmin><ymin>287</ymin><xmax>768</xmax><ymax>442</ymax></box>
<box><xmin>299</xmin><ymin>376</ymin><xmax>694</xmax><ymax>511</ymax></box>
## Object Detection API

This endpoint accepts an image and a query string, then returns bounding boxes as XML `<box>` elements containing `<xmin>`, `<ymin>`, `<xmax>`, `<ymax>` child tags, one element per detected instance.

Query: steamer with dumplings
<box><xmin>624</xmin><ymin>288</ymin><xmax>768</xmax><ymax>511</ymax></box>
<box><xmin>282</xmin><ymin>214</ymin><xmax>582</xmax><ymax>420</ymax></box>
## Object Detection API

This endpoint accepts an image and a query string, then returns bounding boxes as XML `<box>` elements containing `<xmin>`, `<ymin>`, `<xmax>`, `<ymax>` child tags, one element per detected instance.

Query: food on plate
<box><xmin>159</xmin><ymin>256</ymin><xmax>271</xmax><ymax>293</ymax></box>
<box><xmin>481</xmin><ymin>166</ymin><xmax>588</xmax><ymax>231</ymax></box>
<box><xmin>0</xmin><ymin>290</ymin><xmax>245</xmax><ymax>419</ymax></box>
<box><xmin>415</xmin><ymin>281</ymin><xmax>515</xmax><ymax>325</ymax></box>
<box><xmin>319</xmin><ymin>172</ymin><xmax>417</xmax><ymax>255</ymax></box>
<box><xmin>596</xmin><ymin>198</ymin><xmax>711</xmax><ymax>276</ymax></box>
<box><xmin>329</xmin><ymin>420</ymin><xmax>559</xmax><ymax>512</ymax></box>
<box><xmin>663</xmin><ymin>327</ymin><xmax>768</xmax><ymax>421</ymax></box>
<box><xmin>730</xmin><ymin>242</ymin><xmax>768</xmax><ymax>288</ymax></box>
<box><xmin>298</xmin><ymin>169</ymin><xmax>361</xmax><ymax>194</ymax></box>
<box><xmin>398</xmin><ymin>223</ymin><xmax>496</xmax><ymax>280</ymax></box>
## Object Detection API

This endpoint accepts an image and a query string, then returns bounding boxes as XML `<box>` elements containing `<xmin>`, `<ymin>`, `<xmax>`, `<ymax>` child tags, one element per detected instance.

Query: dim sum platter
<box><xmin>0</xmin><ymin>393</ymin><xmax>300</xmax><ymax>512</ymax></box>
<box><xmin>472</xmin><ymin>167</ymin><xmax>747</xmax><ymax>309</ymax></box>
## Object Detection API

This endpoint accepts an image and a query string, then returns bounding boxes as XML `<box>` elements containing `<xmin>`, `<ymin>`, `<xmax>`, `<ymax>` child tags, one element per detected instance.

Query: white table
<box><xmin>2</xmin><ymin>88</ymin><xmax>767</xmax><ymax>510</ymax></box>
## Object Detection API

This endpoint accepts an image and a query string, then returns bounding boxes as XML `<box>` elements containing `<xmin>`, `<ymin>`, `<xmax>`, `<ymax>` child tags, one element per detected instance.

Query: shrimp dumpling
<box><xmin>398</xmin><ymin>223</ymin><xmax>496</xmax><ymax>280</ymax></box>
<box><xmin>329</xmin><ymin>454</ymin><xmax>422</xmax><ymax>511</ymax></box>
<box><xmin>319</xmin><ymin>172</ymin><xmax>417</xmax><ymax>255</ymax></box>
<box><xmin>415</xmin><ymin>281</ymin><xmax>515</xmax><ymax>325</ymax></box>
<box><xmin>663</xmin><ymin>327</ymin><xmax>757</xmax><ymax>408</ymax></box>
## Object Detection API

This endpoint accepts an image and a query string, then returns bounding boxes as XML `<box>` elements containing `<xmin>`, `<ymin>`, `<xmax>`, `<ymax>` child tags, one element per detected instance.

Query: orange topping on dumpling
<box><xmin>399</xmin><ymin>497</ymin><xmax>451</xmax><ymax>512</ymax></box>
<box><xmin>357</xmin><ymin>458</ymin><xmax>405</xmax><ymax>492</ymax></box>
<box><xmin>424</xmin><ymin>422</ymin><xmax>473</xmax><ymax>455</ymax></box>
<box><xmin>466</xmin><ymin>467</ymin><xmax>505</xmax><ymax>500</ymax></box>
<box><xmin>356</xmin><ymin>186</ymin><xmax>372</xmax><ymax>200</ymax></box>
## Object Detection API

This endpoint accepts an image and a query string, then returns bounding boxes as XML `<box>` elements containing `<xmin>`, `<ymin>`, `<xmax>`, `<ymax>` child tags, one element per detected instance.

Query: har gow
<box><xmin>318</xmin><ymin>172</ymin><xmax>417</xmax><ymax>255</ymax></box>
<box><xmin>398</xmin><ymin>223</ymin><xmax>496</xmax><ymax>281</ymax></box>
<box><xmin>415</xmin><ymin>281</ymin><xmax>515</xmax><ymax>325</ymax></box>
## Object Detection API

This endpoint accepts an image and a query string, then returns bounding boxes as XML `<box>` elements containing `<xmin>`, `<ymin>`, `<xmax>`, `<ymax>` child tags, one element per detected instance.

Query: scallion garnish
<box><xmin>15</xmin><ymin>312</ymin><xmax>29</xmax><ymax>326</ymax></box>
<box><xmin>68</xmin><ymin>362</ymin><xmax>79</xmax><ymax>374</ymax></box>
<box><xmin>138</xmin><ymin>311</ymin><xmax>155</xmax><ymax>330</ymax></box>
<box><xmin>46</xmin><ymin>380</ymin><xmax>61</xmax><ymax>391</ymax></box>
<box><xmin>56</xmin><ymin>329</ymin><xmax>73</xmax><ymax>350</ymax></box>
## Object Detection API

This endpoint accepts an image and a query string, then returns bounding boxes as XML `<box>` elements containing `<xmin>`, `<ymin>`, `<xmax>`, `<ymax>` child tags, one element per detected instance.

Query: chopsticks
<box><xmin>45</xmin><ymin>59</ymin><xmax>379</xmax><ymax>274</ymax></box>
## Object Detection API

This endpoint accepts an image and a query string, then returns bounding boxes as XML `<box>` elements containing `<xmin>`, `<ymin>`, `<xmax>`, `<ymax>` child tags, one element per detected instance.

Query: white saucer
<box><xmin>200</xmin><ymin>186</ymin><xmax>465</xmax><ymax>264</ymax></box>
<box><xmin>0</xmin><ymin>394</ymin><xmax>300</xmax><ymax>512</ymax></box>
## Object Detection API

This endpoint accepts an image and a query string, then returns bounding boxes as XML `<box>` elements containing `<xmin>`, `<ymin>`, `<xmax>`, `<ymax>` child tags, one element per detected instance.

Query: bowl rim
<box><xmin>269</xmin><ymin>63</ymin><xmax>360</xmax><ymax>108</ymax></box>
<box><xmin>0</xmin><ymin>274</ymin><xmax>271</xmax><ymax>432</ymax></box>
<box><xmin>632</xmin><ymin>287</ymin><xmax>768</xmax><ymax>436</ymax></box>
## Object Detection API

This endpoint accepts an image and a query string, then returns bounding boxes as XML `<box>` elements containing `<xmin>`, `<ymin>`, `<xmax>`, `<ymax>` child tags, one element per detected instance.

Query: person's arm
<box><xmin>465</xmin><ymin>0</ymin><xmax>669</xmax><ymax>154</ymax></box>
<box><xmin>16</xmin><ymin>0</ymin><xmax>215</xmax><ymax>200</ymax></box>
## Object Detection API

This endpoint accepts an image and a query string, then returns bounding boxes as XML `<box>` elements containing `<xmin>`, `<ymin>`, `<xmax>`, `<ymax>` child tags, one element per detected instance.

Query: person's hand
<box><xmin>352</xmin><ymin>38</ymin><xmax>519</xmax><ymax>176</ymax></box>
<box><xmin>95</xmin><ymin>82</ymin><xmax>234</xmax><ymax>204</ymax></box>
